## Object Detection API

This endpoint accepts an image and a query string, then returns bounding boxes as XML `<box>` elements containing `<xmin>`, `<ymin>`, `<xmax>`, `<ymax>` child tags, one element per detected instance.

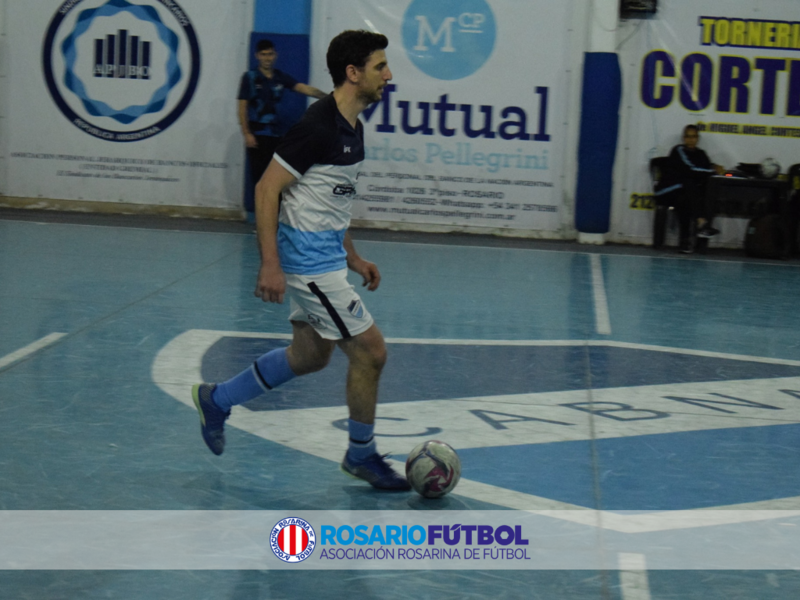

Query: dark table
<box><xmin>699</xmin><ymin>175</ymin><xmax>793</xmax><ymax>256</ymax></box>
<box><xmin>706</xmin><ymin>175</ymin><xmax>788</xmax><ymax>218</ymax></box>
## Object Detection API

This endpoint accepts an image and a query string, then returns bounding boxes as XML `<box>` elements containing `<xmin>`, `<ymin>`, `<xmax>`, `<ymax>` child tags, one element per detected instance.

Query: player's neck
<box><xmin>259</xmin><ymin>66</ymin><xmax>274</xmax><ymax>78</ymax></box>
<box><xmin>332</xmin><ymin>87</ymin><xmax>366</xmax><ymax>129</ymax></box>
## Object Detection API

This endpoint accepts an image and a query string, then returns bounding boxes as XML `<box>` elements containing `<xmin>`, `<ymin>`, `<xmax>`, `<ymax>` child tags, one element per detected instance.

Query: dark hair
<box><xmin>255</xmin><ymin>39</ymin><xmax>275</xmax><ymax>53</ymax></box>
<box><xmin>683</xmin><ymin>124</ymin><xmax>699</xmax><ymax>136</ymax></box>
<box><xmin>326</xmin><ymin>30</ymin><xmax>388</xmax><ymax>87</ymax></box>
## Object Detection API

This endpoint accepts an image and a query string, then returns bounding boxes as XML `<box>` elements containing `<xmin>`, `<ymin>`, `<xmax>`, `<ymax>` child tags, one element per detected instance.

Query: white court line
<box><xmin>152</xmin><ymin>330</ymin><xmax>800</xmax><ymax>532</ymax></box>
<box><xmin>165</xmin><ymin>330</ymin><xmax>800</xmax><ymax>364</ymax></box>
<box><xmin>590</xmin><ymin>254</ymin><xmax>612</xmax><ymax>335</ymax></box>
<box><xmin>619</xmin><ymin>553</ymin><xmax>652</xmax><ymax>600</ymax></box>
<box><xmin>0</xmin><ymin>333</ymin><xmax>67</xmax><ymax>370</ymax></box>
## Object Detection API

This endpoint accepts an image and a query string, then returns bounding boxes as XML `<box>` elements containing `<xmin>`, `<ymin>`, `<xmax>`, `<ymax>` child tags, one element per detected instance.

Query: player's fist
<box><xmin>255</xmin><ymin>262</ymin><xmax>286</xmax><ymax>303</ymax></box>
<box><xmin>350</xmin><ymin>258</ymin><xmax>381</xmax><ymax>291</ymax></box>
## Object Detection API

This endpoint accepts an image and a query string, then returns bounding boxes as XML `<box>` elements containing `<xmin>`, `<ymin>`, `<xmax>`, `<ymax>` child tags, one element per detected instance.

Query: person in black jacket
<box><xmin>655</xmin><ymin>125</ymin><xmax>725</xmax><ymax>253</ymax></box>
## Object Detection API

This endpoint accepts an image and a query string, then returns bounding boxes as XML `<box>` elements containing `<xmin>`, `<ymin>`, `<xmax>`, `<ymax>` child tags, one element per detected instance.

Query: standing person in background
<box><xmin>238</xmin><ymin>39</ymin><xmax>326</xmax><ymax>206</ymax></box>
<box><xmin>197</xmin><ymin>30</ymin><xmax>409</xmax><ymax>491</ymax></box>
<box><xmin>656</xmin><ymin>124</ymin><xmax>726</xmax><ymax>253</ymax></box>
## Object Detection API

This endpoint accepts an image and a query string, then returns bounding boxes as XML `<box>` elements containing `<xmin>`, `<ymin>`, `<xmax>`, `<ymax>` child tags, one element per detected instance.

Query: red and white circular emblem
<box><xmin>270</xmin><ymin>517</ymin><xmax>316</xmax><ymax>563</ymax></box>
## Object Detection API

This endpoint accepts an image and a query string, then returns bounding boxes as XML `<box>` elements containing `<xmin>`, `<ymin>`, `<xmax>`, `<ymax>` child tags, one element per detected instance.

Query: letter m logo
<box><xmin>414</xmin><ymin>16</ymin><xmax>456</xmax><ymax>52</ymax></box>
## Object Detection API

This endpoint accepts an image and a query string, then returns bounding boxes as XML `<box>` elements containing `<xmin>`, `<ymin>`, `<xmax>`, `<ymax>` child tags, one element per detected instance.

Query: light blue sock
<box><xmin>347</xmin><ymin>419</ymin><xmax>376</xmax><ymax>462</ymax></box>
<box><xmin>212</xmin><ymin>348</ymin><xmax>296</xmax><ymax>411</ymax></box>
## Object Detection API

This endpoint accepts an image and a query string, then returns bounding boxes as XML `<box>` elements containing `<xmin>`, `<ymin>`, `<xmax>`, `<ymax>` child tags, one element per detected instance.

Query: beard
<box><xmin>358</xmin><ymin>87</ymin><xmax>383</xmax><ymax>105</ymax></box>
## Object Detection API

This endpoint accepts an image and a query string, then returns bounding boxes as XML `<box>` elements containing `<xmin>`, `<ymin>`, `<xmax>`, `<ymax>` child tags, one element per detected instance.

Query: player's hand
<box><xmin>255</xmin><ymin>262</ymin><xmax>286</xmax><ymax>303</ymax></box>
<box><xmin>350</xmin><ymin>258</ymin><xmax>381</xmax><ymax>291</ymax></box>
<box><xmin>714</xmin><ymin>164</ymin><xmax>725</xmax><ymax>175</ymax></box>
<box><xmin>245</xmin><ymin>133</ymin><xmax>258</xmax><ymax>149</ymax></box>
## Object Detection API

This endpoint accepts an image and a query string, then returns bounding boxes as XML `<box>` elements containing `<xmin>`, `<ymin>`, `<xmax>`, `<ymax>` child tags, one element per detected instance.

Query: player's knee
<box><xmin>341</xmin><ymin>326</ymin><xmax>387</xmax><ymax>372</ymax></box>
<box><xmin>348</xmin><ymin>341</ymin><xmax>386</xmax><ymax>374</ymax></box>
<box><xmin>313</xmin><ymin>346</ymin><xmax>336</xmax><ymax>372</ymax></box>
<box><xmin>364</xmin><ymin>339</ymin><xmax>387</xmax><ymax>372</ymax></box>
<box><xmin>373</xmin><ymin>349</ymin><xmax>387</xmax><ymax>373</ymax></box>
<box><xmin>302</xmin><ymin>351</ymin><xmax>331</xmax><ymax>374</ymax></box>
<box><xmin>288</xmin><ymin>345</ymin><xmax>332</xmax><ymax>375</ymax></box>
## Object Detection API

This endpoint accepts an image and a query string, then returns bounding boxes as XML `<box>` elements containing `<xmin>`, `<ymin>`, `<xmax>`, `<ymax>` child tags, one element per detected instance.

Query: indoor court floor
<box><xmin>2</xmin><ymin>208</ymin><xmax>800</xmax><ymax>598</ymax></box>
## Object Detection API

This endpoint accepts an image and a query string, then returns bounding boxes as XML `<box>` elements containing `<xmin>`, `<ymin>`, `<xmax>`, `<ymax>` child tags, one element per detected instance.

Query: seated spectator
<box><xmin>655</xmin><ymin>124</ymin><xmax>725</xmax><ymax>253</ymax></box>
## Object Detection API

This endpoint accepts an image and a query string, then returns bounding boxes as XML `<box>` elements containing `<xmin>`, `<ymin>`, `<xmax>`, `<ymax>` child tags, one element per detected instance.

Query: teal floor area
<box><xmin>3</xmin><ymin>210</ymin><xmax>800</xmax><ymax>598</ymax></box>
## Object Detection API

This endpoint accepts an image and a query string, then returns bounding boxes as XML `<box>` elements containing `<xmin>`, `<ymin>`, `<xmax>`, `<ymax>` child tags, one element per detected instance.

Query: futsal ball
<box><xmin>761</xmin><ymin>157</ymin><xmax>781</xmax><ymax>179</ymax></box>
<box><xmin>405</xmin><ymin>440</ymin><xmax>461</xmax><ymax>498</ymax></box>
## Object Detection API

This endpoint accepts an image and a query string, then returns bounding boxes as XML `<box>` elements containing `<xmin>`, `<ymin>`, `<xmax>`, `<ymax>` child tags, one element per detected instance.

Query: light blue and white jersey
<box><xmin>272</xmin><ymin>95</ymin><xmax>364</xmax><ymax>275</ymax></box>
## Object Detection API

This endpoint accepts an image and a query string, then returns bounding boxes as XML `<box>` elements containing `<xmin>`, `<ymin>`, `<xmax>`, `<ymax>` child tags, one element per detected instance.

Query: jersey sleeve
<box><xmin>236</xmin><ymin>72</ymin><xmax>251</xmax><ymax>100</ymax></box>
<box><xmin>273</xmin><ymin>116</ymin><xmax>334</xmax><ymax>178</ymax></box>
<box><xmin>276</xmin><ymin>69</ymin><xmax>299</xmax><ymax>91</ymax></box>
<box><xmin>696</xmin><ymin>149</ymin><xmax>713</xmax><ymax>170</ymax></box>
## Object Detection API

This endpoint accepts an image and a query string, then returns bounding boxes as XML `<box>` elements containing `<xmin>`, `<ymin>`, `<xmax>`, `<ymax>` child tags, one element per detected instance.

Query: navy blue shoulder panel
<box><xmin>276</xmin><ymin>95</ymin><xmax>364</xmax><ymax>175</ymax></box>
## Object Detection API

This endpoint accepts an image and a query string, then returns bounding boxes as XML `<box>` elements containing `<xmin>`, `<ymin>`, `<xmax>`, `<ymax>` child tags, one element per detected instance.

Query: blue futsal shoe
<box><xmin>192</xmin><ymin>384</ymin><xmax>230</xmax><ymax>456</ymax></box>
<box><xmin>341</xmin><ymin>451</ymin><xmax>411</xmax><ymax>491</ymax></box>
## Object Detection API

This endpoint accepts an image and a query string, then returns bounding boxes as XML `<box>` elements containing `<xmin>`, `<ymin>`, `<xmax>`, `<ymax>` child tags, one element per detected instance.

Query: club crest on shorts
<box><xmin>307</xmin><ymin>314</ymin><xmax>326</xmax><ymax>329</ymax></box>
<box><xmin>348</xmin><ymin>299</ymin><xmax>364</xmax><ymax>318</ymax></box>
<box><xmin>270</xmin><ymin>517</ymin><xmax>316</xmax><ymax>563</ymax></box>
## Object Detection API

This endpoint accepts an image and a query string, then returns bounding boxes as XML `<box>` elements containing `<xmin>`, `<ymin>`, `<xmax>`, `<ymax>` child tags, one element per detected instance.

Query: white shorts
<box><xmin>286</xmin><ymin>269</ymin><xmax>374</xmax><ymax>340</ymax></box>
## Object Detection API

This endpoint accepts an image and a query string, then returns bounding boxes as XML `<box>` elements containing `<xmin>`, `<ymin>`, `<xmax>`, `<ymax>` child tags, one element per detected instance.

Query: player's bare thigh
<box><xmin>287</xmin><ymin>320</ymin><xmax>336</xmax><ymax>375</ymax></box>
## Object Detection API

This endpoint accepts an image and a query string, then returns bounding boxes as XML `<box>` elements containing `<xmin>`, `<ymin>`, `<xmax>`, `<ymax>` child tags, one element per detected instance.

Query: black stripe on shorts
<box><xmin>307</xmin><ymin>281</ymin><xmax>351</xmax><ymax>339</ymax></box>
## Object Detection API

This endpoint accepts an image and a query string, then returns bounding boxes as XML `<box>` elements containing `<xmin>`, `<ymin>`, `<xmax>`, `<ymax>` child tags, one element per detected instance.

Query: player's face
<box><xmin>357</xmin><ymin>50</ymin><xmax>392</xmax><ymax>104</ymax></box>
<box><xmin>256</xmin><ymin>49</ymin><xmax>277</xmax><ymax>71</ymax></box>
<box><xmin>683</xmin><ymin>130</ymin><xmax>699</xmax><ymax>149</ymax></box>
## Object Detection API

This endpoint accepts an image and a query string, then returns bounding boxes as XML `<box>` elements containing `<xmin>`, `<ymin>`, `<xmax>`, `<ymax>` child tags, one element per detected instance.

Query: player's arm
<box><xmin>293</xmin><ymin>82</ymin><xmax>327</xmax><ymax>99</ymax></box>
<box><xmin>254</xmin><ymin>160</ymin><xmax>297</xmax><ymax>303</ymax></box>
<box><xmin>707</xmin><ymin>151</ymin><xmax>725</xmax><ymax>175</ymax></box>
<box><xmin>238</xmin><ymin>99</ymin><xmax>257</xmax><ymax>148</ymax></box>
<box><xmin>344</xmin><ymin>231</ymin><xmax>380</xmax><ymax>291</ymax></box>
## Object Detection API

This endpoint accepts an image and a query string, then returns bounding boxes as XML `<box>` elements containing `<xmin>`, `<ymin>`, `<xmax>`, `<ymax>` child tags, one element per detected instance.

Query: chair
<box><xmin>651</xmin><ymin>157</ymin><xmax>704</xmax><ymax>252</ymax></box>
<box><xmin>650</xmin><ymin>157</ymin><xmax>675</xmax><ymax>248</ymax></box>
<box><xmin>784</xmin><ymin>163</ymin><xmax>800</xmax><ymax>255</ymax></box>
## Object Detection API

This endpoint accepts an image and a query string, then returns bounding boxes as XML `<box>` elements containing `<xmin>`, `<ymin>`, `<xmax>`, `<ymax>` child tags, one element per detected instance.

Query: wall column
<box><xmin>573</xmin><ymin>0</ymin><xmax>621</xmax><ymax>244</ymax></box>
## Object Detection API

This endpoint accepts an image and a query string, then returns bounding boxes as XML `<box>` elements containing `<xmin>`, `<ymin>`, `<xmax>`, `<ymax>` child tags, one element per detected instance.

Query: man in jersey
<box><xmin>194</xmin><ymin>30</ymin><xmax>409</xmax><ymax>491</ymax></box>
<box><xmin>238</xmin><ymin>39</ymin><xmax>326</xmax><ymax>210</ymax></box>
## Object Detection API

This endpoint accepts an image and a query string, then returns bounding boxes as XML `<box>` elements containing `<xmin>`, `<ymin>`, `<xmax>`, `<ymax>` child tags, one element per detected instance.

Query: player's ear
<box><xmin>345</xmin><ymin>64</ymin><xmax>360</xmax><ymax>84</ymax></box>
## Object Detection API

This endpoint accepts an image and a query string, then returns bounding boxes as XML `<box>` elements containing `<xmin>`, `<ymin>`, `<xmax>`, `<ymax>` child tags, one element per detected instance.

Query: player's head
<box><xmin>256</xmin><ymin>39</ymin><xmax>275</xmax><ymax>53</ymax></box>
<box><xmin>326</xmin><ymin>30</ymin><xmax>389</xmax><ymax>89</ymax></box>
<box><xmin>255</xmin><ymin>39</ymin><xmax>277</xmax><ymax>69</ymax></box>
<box><xmin>682</xmin><ymin>124</ymin><xmax>699</xmax><ymax>149</ymax></box>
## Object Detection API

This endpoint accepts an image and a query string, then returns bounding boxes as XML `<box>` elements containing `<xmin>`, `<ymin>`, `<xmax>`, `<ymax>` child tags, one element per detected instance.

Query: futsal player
<box><xmin>193</xmin><ymin>30</ymin><xmax>409</xmax><ymax>491</ymax></box>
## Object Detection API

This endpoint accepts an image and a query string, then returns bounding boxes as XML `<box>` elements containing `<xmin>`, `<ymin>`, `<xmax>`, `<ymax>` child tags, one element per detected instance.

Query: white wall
<box><xmin>2</xmin><ymin>0</ymin><xmax>253</xmax><ymax>211</ymax></box>
<box><xmin>310</xmin><ymin>0</ymin><xmax>593</xmax><ymax>239</ymax></box>
<box><xmin>610</xmin><ymin>0</ymin><xmax>800</xmax><ymax>246</ymax></box>
<box><xmin>0</xmin><ymin>0</ymin><xmax>8</xmax><ymax>195</ymax></box>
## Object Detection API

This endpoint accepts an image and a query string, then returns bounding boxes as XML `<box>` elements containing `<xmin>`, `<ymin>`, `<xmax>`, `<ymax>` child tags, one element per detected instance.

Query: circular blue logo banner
<box><xmin>43</xmin><ymin>0</ymin><xmax>201</xmax><ymax>142</ymax></box>
<box><xmin>402</xmin><ymin>0</ymin><xmax>496</xmax><ymax>81</ymax></box>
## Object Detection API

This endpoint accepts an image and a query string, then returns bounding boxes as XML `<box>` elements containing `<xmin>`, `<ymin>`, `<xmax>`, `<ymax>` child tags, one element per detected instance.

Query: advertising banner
<box><xmin>614</xmin><ymin>0</ymin><xmax>800</xmax><ymax>245</ymax></box>
<box><xmin>2</xmin><ymin>0</ymin><xmax>251</xmax><ymax>210</ymax></box>
<box><xmin>310</xmin><ymin>0</ymin><xmax>574</xmax><ymax>237</ymax></box>
<box><xmin>3</xmin><ymin>509</ymin><xmax>800</xmax><ymax>569</ymax></box>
